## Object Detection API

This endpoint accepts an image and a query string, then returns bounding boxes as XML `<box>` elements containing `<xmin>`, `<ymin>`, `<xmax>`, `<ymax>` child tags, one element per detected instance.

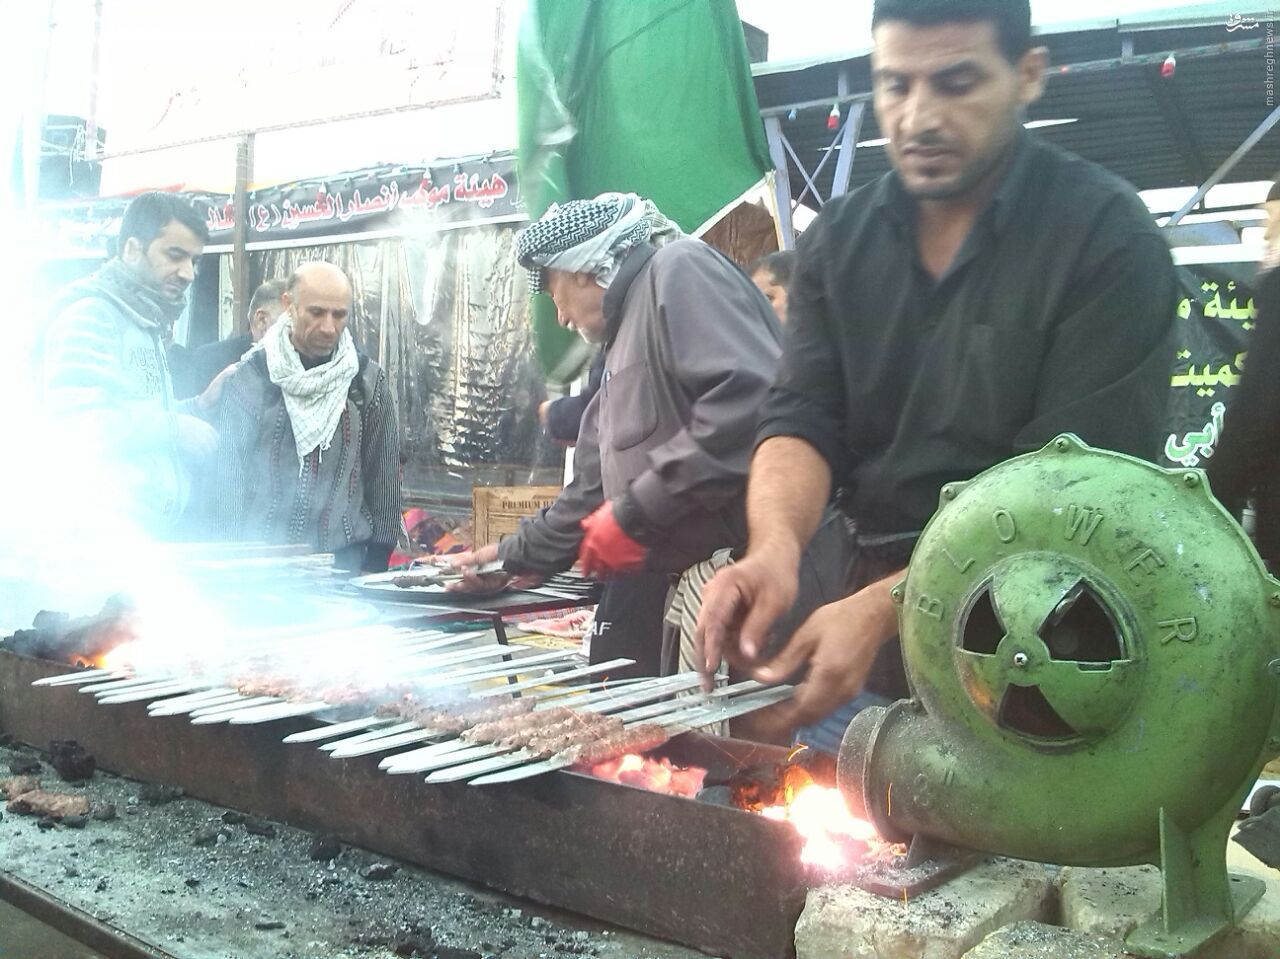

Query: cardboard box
<box><xmin>472</xmin><ymin>485</ymin><xmax>563</xmax><ymax>546</ymax></box>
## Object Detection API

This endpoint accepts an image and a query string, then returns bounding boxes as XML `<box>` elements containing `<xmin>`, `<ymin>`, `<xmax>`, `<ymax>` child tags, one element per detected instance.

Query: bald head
<box><xmin>284</xmin><ymin>261</ymin><xmax>353</xmax><ymax>361</ymax></box>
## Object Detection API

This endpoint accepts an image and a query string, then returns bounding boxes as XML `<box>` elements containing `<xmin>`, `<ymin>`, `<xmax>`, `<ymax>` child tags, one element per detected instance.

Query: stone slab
<box><xmin>1058</xmin><ymin>864</ymin><xmax>1161</xmax><ymax>941</ymax></box>
<box><xmin>961</xmin><ymin>921</ymin><xmax>1128</xmax><ymax>959</ymax></box>
<box><xmin>794</xmin><ymin>858</ymin><xmax>1056</xmax><ymax>959</ymax></box>
<box><xmin>1059</xmin><ymin>854</ymin><xmax>1280</xmax><ymax>959</ymax></box>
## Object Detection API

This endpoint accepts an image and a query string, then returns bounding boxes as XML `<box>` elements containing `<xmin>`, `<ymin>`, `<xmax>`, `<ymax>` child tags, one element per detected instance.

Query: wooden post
<box><xmin>231</xmin><ymin>133</ymin><xmax>254</xmax><ymax>334</ymax></box>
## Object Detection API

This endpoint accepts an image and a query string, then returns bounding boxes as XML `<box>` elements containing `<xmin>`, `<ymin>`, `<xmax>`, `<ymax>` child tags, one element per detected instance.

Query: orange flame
<box><xmin>752</xmin><ymin>766</ymin><xmax>881</xmax><ymax>870</ymax></box>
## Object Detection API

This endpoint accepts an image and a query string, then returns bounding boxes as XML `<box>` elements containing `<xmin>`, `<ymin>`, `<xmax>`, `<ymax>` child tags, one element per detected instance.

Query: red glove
<box><xmin>578</xmin><ymin>501</ymin><xmax>649</xmax><ymax>578</ymax></box>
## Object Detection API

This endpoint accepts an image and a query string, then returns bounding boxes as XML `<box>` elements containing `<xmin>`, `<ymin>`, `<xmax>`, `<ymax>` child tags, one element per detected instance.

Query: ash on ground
<box><xmin>0</xmin><ymin>740</ymin><xmax>705</xmax><ymax>959</ymax></box>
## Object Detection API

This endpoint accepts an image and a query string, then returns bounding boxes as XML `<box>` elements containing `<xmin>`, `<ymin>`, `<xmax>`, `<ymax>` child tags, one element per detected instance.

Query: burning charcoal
<box><xmin>94</xmin><ymin>878</ymin><xmax>108</xmax><ymax>892</ymax></box>
<box><xmin>309</xmin><ymin>834</ymin><xmax>342</xmax><ymax>861</ymax></box>
<box><xmin>64</xmin><ymin>865</ymin><xmax>80</xmax><ymax>877</ymax></box>
<box><xmin>91</xmin><ymin>803</ymin><xmax>117</xmax><ymax>822</ymax></box>
<box><xmin>254</xmin><ymin>920</ymin><xmax>286</xmax><ymax>931</ymax></box>
<box><xmin>696</xmin><ymin>785</ymin><xmax>734</xmax><ymax>807</ymax></box>
<box><xmin>37</xmin><ymin>816</ymin><xmax>57</xmax><ymax>831</ymax></box>
<box><xmin>220</xmin><ymin>810</ymin><xmax>246</xmax><ymax>825</ymax></box>
<box><xmin>360</xmin><ymin>862</ymin><xmax>399</xmax><ymax>881</ymax></box>
<box><xmin>48</xmin><ymin>740</ymin><xmax>96</xmax><ymax>782</ymax></box>
<box><xmin>61</xmin><ymin>814</ymin><xmax>89</xmax><ymax>830</ymax></box>
<box><xmin>244</xmin><ymin>817</ymin><xmax>277</xmax><ymax>838</ymax></box>
<box><xmin>1</xmin><ymin>775</ymin><xmax>41</xmax><ymax>799</ymax></box>
<box><xmin>7</xmin><ymin>789</ymin><xmax>91</xmax><ymax>819</ymax></box>
<box><xmin>139</xmin><ymin>783</ymin><xmax>184</xmax><ymax>805</ymax></box>
<box><xmin>184</xmin><ymin>878</ymin><xmax>200</xmax><ymax>888</ymax></box>
<box><xmin>8</xmin><ymin>757</ymin><xmax>42</xmax><ymax>776</ymax></box>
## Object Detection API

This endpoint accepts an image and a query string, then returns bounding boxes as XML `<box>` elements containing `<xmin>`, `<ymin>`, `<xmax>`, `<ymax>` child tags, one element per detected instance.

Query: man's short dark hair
<box><xmin>751</xmin><ymin>251</ymin><xmax>796</xmax><ymax>286</ymax></box>
<box><xmin>249</xmin><ymin>278</ymin><xmax>288</xmax><ymax>318</ymax></box>
<box><xmin>118</xmin><ymin>191</ymin><xmax>210</xmax><ymax>253</ymax></box>
<box><xmin>872</xmin><ymin>0</ymin><xmax>1033</xmax><ymax>63</ymax></box>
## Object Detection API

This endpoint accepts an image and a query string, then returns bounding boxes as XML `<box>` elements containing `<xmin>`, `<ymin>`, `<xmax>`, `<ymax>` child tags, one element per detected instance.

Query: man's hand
<box><xmin>752</xmin><ymin>575</ymin><xmax>901</xmax><ymax>727</ymax></box>
<box><xmin>195</xmin><ymin>364</ymin><xmax>236</xmax><ymax>413</ymax></box>
<box><xmin>578</xmin><ymin>502</ymin><xmax>648</xmax><ymax>578</ymax></box>
<box><xmin>437</xmin><ymin>545</ymin><xmax>544</xmax><ymax>594</ymax></box>
<box><xmin>537</xmin><ymin>400</ymin><xmax>552</xmax><ymax>429</ymax></box>
<box><xmin>693</xmin><ymin>549</ymin><xmax>800</xmax><ymax>691</ymax></box>
<box><xmin>438</xmin><ymin>544</ymin><xmax>511</xmax><ymax>594</ymax></box>
<box><xmin>174</xmin><ymin>414</ymin><xmax>219</xmax><ymax>462</ymax></box>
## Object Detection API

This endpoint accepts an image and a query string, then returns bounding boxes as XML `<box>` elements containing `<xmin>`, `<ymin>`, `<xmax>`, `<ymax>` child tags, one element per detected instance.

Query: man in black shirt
<box><xmin>695</xmin><ymin>0</ymin><xmax>1176</xmax><ymax>749</ymax></box>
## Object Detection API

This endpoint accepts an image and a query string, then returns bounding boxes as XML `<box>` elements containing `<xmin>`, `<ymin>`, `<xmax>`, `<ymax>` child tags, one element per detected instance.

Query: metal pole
<box><xmin>231</xmin><ymin>133</ymin><xmax>254</xmax><ymax>335</ymax></box>
<box><xmin>84</xmin><ymin>0</ymin><xmax>103</xmax><ymax>160</ymax></box>
<box><xmin>831</xmin><ymin>95</ymin><xmax>865</xmax><ymax>199</ymax></box>
<box><xmin>1165</xmin><ymin>104</ymin><xmax>1280</xmax><ymax>228</ymax></box>
<box><xmin>763</xmin><ymin>115</ymin><xmax>795</xmax><ymax>250</ymax></box>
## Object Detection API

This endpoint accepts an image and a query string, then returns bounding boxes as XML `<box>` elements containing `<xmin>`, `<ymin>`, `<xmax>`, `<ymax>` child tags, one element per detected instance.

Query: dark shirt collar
<box><xmin>603</xmin><ymin>243</ymin><xmax>658</xmax><ymax>344</ymax></box>
<box><xmin>875</xmin><ymin>127</ymin><xmax>1035</xmax><ymax>238</ymax></box>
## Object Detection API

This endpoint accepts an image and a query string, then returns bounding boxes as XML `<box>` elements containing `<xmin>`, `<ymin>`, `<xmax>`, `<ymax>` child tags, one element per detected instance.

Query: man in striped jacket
<box><xmin>41</xmin><ymin>192</ymin><xmax>216</xmax><ymax>537</ymax></box>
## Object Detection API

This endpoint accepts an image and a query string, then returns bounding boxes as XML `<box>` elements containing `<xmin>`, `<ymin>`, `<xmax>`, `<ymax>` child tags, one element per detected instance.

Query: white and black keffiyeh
<box><xmin>261</xmin><ymin>316</ymin><xmax>360</xmax><ymax>465</ymax></box>
<box><xmin>517</xmin><ymin>192</ymin><xmax>682</xmax><ymax>293</ymax></box>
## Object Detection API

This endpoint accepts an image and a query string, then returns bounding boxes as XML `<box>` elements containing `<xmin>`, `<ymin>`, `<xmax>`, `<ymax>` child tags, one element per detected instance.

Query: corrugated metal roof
<box><xmin>756</xmin><ymin>17</ymin><xmax>1279</xmax><ymax>203</ymax></box>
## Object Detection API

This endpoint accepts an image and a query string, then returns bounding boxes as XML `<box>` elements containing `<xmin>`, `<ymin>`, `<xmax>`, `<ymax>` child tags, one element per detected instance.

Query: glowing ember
<box><xmin>581</xmin><ymin>754</ymin><xmax>707</xmax><ymax>798</ymax></box>
<box><xmin>750</xmin><ymin>764</ymin><xmax>881</xmax><ymax>871</ymax></box>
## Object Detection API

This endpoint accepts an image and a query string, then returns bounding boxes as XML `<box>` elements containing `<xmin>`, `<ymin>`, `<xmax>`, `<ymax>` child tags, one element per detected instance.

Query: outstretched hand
<box><xmin>752</xmin><ymin>574</ymin><xmax>901</xmax><ymax>727</ymax></box>
<box><xmin>693</xmin><ymin>550</ymin><xmax>800</xmax><ymax>691</ymax></box>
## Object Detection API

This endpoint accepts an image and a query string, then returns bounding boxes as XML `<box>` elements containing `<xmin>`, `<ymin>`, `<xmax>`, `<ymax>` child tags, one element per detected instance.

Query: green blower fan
<box><xmin>837</xmin><ymin>434</ymin><xmax>1280</xmax><ymax>958</ymax></box>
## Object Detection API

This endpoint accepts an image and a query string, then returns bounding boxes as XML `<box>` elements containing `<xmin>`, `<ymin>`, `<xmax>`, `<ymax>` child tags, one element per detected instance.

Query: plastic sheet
<box><xmin>235</xmin><ymin>226</ymin><xmax>561</xmax><ymax>511</ymax></box>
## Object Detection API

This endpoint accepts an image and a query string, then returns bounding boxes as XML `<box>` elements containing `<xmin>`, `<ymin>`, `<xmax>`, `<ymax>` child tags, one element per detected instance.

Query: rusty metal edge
<box><xmin>0</xmin><ymin>869</ymin><xmax>175</xmax><ymax>959</ymax></box>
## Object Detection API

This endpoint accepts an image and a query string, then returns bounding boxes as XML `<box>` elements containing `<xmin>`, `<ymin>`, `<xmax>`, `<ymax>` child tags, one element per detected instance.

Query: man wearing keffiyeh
<box><xmin>206</xmin><ymin>262</ymin><xmax>403</xmax><ymax>572</ymax></box>
<box><xmin>445</xmin><ymin>192</ymin><xmax>783</xmax><ymax>676</ymax></box>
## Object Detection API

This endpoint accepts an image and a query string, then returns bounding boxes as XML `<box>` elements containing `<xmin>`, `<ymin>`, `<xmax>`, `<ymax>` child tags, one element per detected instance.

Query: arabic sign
<box><xmin>1162</xmin><ymin>265</ymin><xmax>1258</xmax><ymax>468</ymax></box>
<box><xmin>38</xmin><ymin>155</ymin><xmax>523</xmax><ymax>257</ymax></box>
<box><xmin>203</xmin><ymin>155</ymin><xmax>521</xmax><ymax>241</ymax></box>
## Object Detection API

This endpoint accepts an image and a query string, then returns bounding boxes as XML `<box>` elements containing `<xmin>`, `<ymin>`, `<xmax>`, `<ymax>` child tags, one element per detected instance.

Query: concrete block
<box><xmin>1058</xmin><ymin>865</ymin><xmax>1160</xmax><ymax>941</ymax></box>
<box><xmin>794</xmin><ymin>858</ymin><xmax>1056</xmax><ymax>959</ymax></box>
<box><xmin>961</xmin><ymin>921</ymin><xmax>1128</xmax><ymax>959</ymax></box>
<box><xmin>1059</xmin><ymin>859</ymin><xmax>1280</xmax><ymax>959</ymax></box>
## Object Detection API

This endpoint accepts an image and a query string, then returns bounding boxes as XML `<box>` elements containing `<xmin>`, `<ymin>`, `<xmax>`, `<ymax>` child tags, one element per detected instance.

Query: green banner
<box><xmin>516</xmin><ymin>0</ymin><xmax>771</xmax><ymax>382</ymax></box>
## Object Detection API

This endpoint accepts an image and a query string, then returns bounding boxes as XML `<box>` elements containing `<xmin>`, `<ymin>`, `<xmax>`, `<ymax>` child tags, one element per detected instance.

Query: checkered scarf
<box><xmin>261</xmin><ymin>315</ymin><xmax>360</xmax><ymax>464</ymax></box>
<box><xmin>516</xmin><ymin>192</ymin><xmax>682</xmax><ymax>294</ymax></box>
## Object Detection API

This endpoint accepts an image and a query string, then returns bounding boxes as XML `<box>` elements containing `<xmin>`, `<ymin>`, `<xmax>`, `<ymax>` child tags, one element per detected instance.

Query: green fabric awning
<box><xmin>517</xmin><ymin>0</ymin><xmax>772</xmax><ymax>382</ymax></box>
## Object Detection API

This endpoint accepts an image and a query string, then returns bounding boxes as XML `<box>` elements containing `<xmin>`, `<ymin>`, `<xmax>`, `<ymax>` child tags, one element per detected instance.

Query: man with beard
<box><xmin>207</xmin><ymin>261</ymin><xmax>402</xmax><ymax>573</ymax></box>
<box><xmin>695</xmin><ymin>0</ymin><xmax>1177</xmax><ymax>751</ymax></box>
<box><xmin>41</xmin><ymin>191</ymin><xmax>217</xmax><ymax>536</ymax></box>
<box><xmin>446</xmin><ymin>193</ymin><xmax>782</xmax><ymax>678</ymax></box>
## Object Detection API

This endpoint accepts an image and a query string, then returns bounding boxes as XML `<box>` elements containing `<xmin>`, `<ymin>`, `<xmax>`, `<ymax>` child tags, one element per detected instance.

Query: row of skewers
<box><xmin>33</xmin><ymin>622</ymin><xmax>791</xmax><ymax>786</ymax></box>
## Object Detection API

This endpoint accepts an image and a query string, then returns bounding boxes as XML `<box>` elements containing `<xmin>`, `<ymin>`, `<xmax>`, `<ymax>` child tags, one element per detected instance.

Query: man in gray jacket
<box><xmin>207</xmin><ymin>262</ymin><xmax>402</xmax><ymax>572</ymax></box>
<box><xmin>449</xmin><ymin>192</ymin><xmax>782</xmax><ymax>674</ymax></box>
<box><xmin>42</xmin><ymin>191</ymin><xmax>216</xmax><ymax>537</ymax></box>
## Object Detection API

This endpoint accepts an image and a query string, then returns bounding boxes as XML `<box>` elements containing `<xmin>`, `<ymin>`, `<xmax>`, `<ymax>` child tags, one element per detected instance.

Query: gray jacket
<box><xmin>500</xmin><ymin>240</ymin><xmax>783</xmax><ymax>574</ymax></box>
<box><xmin>209</xmin><ymin>351</ymin><xmax>403</xmax><ymax>564</ymax></box>
<box><xmin>41</xmin><ymin>264</ymin><xmax>192</xmax><ymax>533</ymax></box>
